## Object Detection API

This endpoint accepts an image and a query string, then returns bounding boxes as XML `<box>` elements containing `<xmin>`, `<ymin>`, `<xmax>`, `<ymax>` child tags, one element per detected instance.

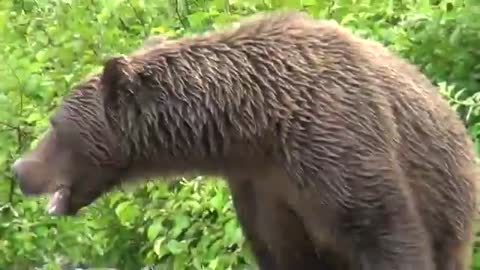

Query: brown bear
<box><xmin>11</xmin><ymin>11</ymin><xmax>478</xmax><ymax>270</ymax></box>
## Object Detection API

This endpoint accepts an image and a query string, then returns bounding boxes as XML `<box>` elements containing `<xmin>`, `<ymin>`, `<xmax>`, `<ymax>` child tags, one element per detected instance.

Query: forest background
<box><xmin>1</xmin><ymin>0</ymin><xmax>480</xmax><ymax>269</ymax></box>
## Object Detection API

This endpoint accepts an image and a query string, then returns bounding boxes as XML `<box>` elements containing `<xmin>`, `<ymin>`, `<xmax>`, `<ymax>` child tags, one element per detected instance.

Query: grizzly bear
<box><xmin>12</xmin><ymin>11</ymin><xmax>478</xmax><ymax>270</ymax></box>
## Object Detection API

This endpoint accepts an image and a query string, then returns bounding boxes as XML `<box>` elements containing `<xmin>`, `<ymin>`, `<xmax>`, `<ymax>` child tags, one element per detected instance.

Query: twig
<box><xmin>224</xmin><ymin>0</ymin><xmax>230</xmax><ymax>14</ymax></box>
<box><xmin>326</xmin><ymin>0</ymin><xmax>335</xmax><ymax>19</ymax></box>
<box><xmin>4</xmin><ymin>64</ymin><xmax>26</xmax><ymax>205</ymax></box>
<box><xmin>118</xmin><ymin>17</ymin><xmax>130</xmax><ymax>32</ymax></box>
<box><xmin>174</xmin><ymin>0</ymin><xmax>188</xmax><ymax>30</ymax></box>
<box><xmin>0</xmin><ymin>121</ymin><xmax>17</xmax><ymax>130</ymax></box>
<box><xmin>9</xmin><ymin>125</ymin><xmax>26</xmax><ymax>204</ymax></box>
<box><xmin>5</xmin><ymin>62</ymin><xmax>23</xmax><ymax>116</ymax></box>
<box><xmin>0</xmin><ymin>203</ymin><xmax>18</xmax><ymax>217</ymax></box>
<box><xmin>0</xmin><ymin>127</ymin><xmax>15</xmax><ymax>133</ymax></box>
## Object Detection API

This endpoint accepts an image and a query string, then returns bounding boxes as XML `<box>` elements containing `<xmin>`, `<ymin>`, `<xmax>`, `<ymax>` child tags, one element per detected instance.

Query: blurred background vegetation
<box><xmin>1</xmin><ymin>0</ymin><xmax>480</xmax><ymax>269</ymax></box>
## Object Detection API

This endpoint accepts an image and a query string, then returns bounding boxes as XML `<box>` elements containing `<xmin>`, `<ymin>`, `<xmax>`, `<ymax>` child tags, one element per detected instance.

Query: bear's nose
<box><xmin>10</xmin><ymin>158</ymin><xmax>46</xmax><ymax>195</ymax></box>
<box><xmin>11</xmin><ymin>158</ymin><xmax>23</xmax><ymax>181</ymax></box>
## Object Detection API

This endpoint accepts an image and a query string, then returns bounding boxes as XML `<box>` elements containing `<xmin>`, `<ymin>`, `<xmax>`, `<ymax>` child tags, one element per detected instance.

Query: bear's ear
<box><xmin>100</xmin><ymin>55</ymin><xmax>136</xmax><ymax>97</ymax></box>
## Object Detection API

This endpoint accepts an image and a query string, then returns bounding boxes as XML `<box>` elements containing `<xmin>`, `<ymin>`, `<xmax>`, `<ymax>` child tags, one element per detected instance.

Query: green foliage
<box><xmin>1</xmin><ymin>0</ymin><xmax>480</xmax><ymax>269</ymax></box>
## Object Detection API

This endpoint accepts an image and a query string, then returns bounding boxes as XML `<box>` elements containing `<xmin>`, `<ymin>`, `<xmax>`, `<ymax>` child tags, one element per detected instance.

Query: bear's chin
<box><xmin>47</xmin><ymin>187</ymin><xmax>74</xmax><ymax>216</ymax></box>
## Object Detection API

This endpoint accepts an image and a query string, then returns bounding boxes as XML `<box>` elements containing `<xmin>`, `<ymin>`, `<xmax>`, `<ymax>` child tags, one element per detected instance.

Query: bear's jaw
<box><xmin>47</xmin><ymin>187</ymin><xmax>72</xmax><ymax>216</ymax></box>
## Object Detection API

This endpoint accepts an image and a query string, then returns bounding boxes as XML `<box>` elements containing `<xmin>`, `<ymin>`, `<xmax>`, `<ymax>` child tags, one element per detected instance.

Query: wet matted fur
<box><xmin>13</xmin><ymin>11</ymin><xmax>478</xmax><ymax>270</ymax></box>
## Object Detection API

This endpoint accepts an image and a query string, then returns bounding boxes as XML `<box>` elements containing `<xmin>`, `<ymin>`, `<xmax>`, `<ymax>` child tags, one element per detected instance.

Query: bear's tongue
<box><xmin>47</xmin><ymin>188</ymin><xmax>71</xmax><ymax>215</ymax></box>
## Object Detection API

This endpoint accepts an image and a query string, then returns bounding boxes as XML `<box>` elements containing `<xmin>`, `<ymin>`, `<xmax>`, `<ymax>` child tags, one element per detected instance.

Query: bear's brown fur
<box><xmin>12</xmin><ymin>11</ymin><xmax>478</xmax><ymax>270</ymax></box>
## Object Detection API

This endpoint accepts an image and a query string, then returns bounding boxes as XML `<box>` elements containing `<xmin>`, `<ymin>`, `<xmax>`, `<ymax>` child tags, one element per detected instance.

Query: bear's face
<box><xmin>12</xmin><ymin>54</ymin><xmax>151</xmax><ymax>216</ymax></box>
<box><xmin>12</xmin><ymin>77</ymin><xmax>126</xmax><ymax>216</ymax></box>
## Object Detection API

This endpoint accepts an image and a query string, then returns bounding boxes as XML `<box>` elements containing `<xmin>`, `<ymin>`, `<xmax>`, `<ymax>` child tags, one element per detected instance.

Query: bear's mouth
<box><xmin>47</xmin><ymin>187</ymin><xmax>73</xmax><ymax>216</ymax></box>
<box><xmin>46</xmin><ymin>185</ymin><xmax>101</xmax><ymax>216</ymax></box>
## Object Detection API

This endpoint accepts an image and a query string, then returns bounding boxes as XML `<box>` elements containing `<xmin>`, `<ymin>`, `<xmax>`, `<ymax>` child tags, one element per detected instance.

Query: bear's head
<box><xmin>11</xmin><ymin>55</ymin><xmax>144</xmax><ymax>216</ymax></box>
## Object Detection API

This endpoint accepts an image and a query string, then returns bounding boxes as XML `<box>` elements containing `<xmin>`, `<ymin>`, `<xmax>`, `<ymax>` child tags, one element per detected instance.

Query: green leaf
<box><xmin>174</xmin><ymin>214</ymin><xmax>190</xmax><ymax>229</ymax></box>
<box><xmin>210</xmin><ymin>191</ymin><xmax>225</xmax><ymax>211</ymax></box>
<box><xmin>114</xmin><ymin>201</ymin><xmax>140</xmax><ymax>224</ymax></box>
<box><xmin>282</xmin><ymin>0</ymin><xmax>303</xmax><ymax>9</ymax></box>
<box><xmin>153</xmin><ymin>237</ymin><xmax>166</xmax><ymax>257</ymax></box>
<box><xmin>449</xmin><ymin>26</ymin><xmax>461</xmax><ymax>45</ymax></box>
<box><xmin>187</xmin><ymin>11</ymin><xmax>210</xmax><ymax>29</ymax></box>
<box><xmin>147</xmin><ymin>221</ymin><xmax>164</xmax><ymax>241</ymax></box>
<box><xmin>166</xmin><ymin>239</ymin><xmax>188</xmax><ymax>255</ymax></box>
<box><xmin>35</xmin><ymin>50</ymin><xmax>48</xmax><ymax>62</ymax></box>
<box><xmin>208</xmin><ymin>257</ymin><xmax>219</xmax><ymax>269</ymax></box>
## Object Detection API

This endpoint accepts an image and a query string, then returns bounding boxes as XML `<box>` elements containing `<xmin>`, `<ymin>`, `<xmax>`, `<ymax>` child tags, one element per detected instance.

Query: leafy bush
<box><xmin>1</xmin><ymin>0</ymin><xmax>479</xmax><ymax>269</ymax></box>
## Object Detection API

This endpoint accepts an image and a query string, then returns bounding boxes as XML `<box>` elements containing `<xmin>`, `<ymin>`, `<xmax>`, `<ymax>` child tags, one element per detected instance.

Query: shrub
<box><xmin>1</xmin><ymin>0</ymin><xmax>479</xmax><ymax>269</ymax></box>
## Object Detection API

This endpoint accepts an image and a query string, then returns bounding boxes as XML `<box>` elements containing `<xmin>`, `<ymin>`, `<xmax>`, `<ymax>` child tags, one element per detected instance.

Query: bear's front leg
<box><xmin>343</xmin><ymin>183</ymin><xmax>435</xmax><ymax>270</ymax></box>
<box><xmin>227</xmin><ymin>176</ymin><xmax>336</xmax><ymax>270</ymax></box>
<box><xmin>227</xmin><ymin>178</ymin><xmax>277</xmax><ymax>270</ymax></box>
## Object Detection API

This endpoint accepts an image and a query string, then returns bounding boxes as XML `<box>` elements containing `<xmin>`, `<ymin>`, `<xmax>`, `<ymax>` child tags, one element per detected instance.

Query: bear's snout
<box><xmin>11</xmin><ymin>158</ymin><xmax>27</xmax><ymax>187</ymax></box>
<box><xmin>11</xmin><ymin>158</ymin><xmax>50</xmax><ymax>195</ymax></box>
<box><xmin>11</xmin><ymin>158</ymin><xmax>22</xmax><ymax>180</ymax></box>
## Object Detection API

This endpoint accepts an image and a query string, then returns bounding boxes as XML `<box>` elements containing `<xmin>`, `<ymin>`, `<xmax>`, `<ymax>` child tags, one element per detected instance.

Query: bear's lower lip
<box><xmin>47</xmin><ymin>187</ymin><xmax>72</xmax><ymax>216</ymax></box>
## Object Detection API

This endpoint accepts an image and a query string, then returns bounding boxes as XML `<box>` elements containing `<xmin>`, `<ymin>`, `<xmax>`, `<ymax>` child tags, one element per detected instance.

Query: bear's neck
<box><xmin>106</xmin><ymin>87</ymin><xmax>278</xmax><ymax>175</ymax></box>
<box><xmin>106</xmin><ymin>42</ymin><xmax>308</xmax><ymax>174</ymax></box>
